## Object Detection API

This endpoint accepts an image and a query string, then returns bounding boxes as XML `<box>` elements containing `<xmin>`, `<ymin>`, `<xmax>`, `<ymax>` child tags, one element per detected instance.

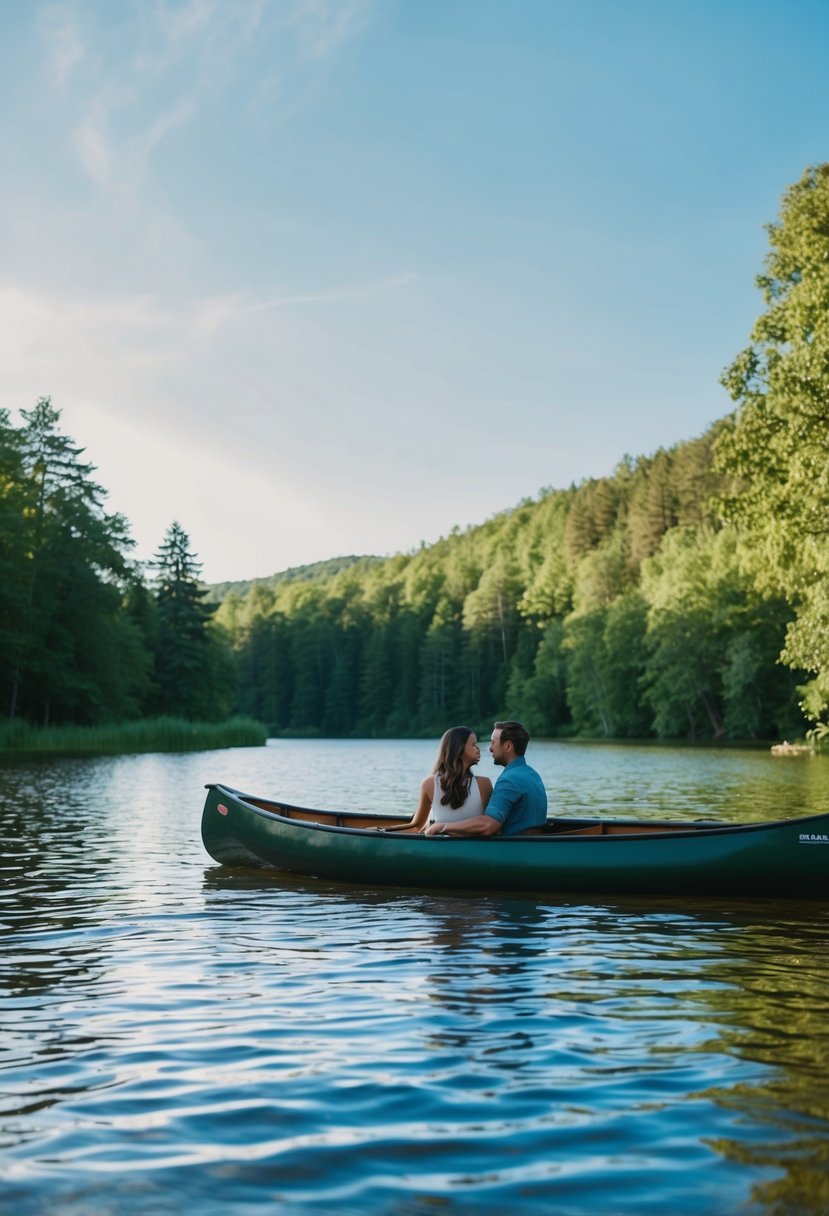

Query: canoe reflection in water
<box><xmin>201</xmin><ymin>783</ymin><xmax>829</xmax><ymax>899</ymax></box>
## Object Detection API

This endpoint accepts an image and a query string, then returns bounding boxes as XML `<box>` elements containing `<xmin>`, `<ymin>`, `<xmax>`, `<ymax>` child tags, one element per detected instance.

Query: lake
<box><xmin>2</xmin><ymin>738</ymin><xmax>829</xmax><ymax>1215</ymax></box>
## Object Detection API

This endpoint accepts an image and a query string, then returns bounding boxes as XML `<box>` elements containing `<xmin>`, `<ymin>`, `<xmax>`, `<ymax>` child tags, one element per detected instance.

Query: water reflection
<box><xmin>686</xmin><ymin>914</ymin><xmax>829</xmax><ymax>1214</ymax></box>
<box><xmin>2</xmin><ymin>745</ymin><xmax>829</xmax><ymax>1214</ymax></box>
<box><xmin>200</xmin><ymin>867</ymin><xmax>829</xmax><ymax>1213</ymax></box>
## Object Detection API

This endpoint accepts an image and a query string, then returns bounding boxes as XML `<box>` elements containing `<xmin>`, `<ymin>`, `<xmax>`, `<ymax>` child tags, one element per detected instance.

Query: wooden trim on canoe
<box><xmin>231</xmin><ymin>790</ymin><xmax>737</xmax><ymax>840</ymax></box>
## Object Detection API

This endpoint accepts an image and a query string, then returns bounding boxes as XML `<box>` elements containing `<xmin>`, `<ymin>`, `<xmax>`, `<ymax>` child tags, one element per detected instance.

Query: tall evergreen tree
<box><xmin>5</xmin><ymin>398</ymin><xmax>146</xmax><ymax>724</ymax></box>
<box><xmin>150</xmin><ymin>521</ymin><xmax>231</xmax><ymax>720</ymax></box>
<box><xmin>0</xmin><ymin>409</ymin><xmax>28</xmax><ymax>711</ymax></box>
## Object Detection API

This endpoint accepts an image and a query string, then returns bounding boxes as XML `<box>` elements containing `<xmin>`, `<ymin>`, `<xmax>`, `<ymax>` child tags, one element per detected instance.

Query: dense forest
<box><xmin>3</xmin><ymin>164</ymin><xmax>828</xmax><ymax>743</ymax></box>
<box><xmin>0</xmin><ymin>396</ymin><xmax>233</xmax><ymax>728</ymax></box>
<box><xmin>214</xmin><ymin>424</ymin><xmax>803</xmax><ymax>741</ymax></box>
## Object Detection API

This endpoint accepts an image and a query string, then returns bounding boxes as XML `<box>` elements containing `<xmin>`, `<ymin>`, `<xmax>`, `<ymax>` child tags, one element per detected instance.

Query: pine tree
<box><xmin>150</xmin><ymin>522</ymin><xmax>226</xmax><ymax>719</ymax></box>
<box><xmin>6</xmin><ymin>398</ymin><xmax>144</xmax><ymax>724</ymax></box>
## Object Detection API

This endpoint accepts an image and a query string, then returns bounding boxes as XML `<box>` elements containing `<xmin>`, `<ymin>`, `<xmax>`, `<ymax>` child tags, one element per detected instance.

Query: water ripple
<box><xmin>2</xmin><ymin>745</ymin><xmax>829</xmax><ymax>1214</ymax></box>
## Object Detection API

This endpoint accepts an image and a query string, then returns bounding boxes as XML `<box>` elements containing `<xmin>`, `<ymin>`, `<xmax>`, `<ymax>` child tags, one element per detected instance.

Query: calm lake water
<box><xmin>2</xmin><ymin>738</ymin><xmax>829</xmax><ymax>1215</ymax></box>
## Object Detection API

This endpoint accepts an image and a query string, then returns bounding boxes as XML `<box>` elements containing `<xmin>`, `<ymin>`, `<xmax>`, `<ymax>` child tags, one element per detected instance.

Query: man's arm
<box><xmin>424</xmin><ymin>814</ymin><xmax>501</xmax><ymax>837</ymax></box>
<box><xmin>424</xmin><ymin>769</ymin><xmax>521</xmax><ymax>837</ymax></box>
<box><xmin>479</xmin><ymin>770</ymin><xmax>519</xmax><ymax>831</ymax></box>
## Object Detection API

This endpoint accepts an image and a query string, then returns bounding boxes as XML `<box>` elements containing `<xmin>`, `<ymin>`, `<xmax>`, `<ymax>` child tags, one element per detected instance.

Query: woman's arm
<box><xmin>477</xmin><ymin>776</ymin><xmax>493</xmax><ymax>812</ymax></box>
<box><xmin>408</xmin><ymin>776</ymin><xmax>435</xmax><ymax>830</ymax></box>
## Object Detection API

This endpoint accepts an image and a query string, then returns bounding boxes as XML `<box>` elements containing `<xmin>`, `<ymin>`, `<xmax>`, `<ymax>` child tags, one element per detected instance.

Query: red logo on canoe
<box><xmin>217</xmin><ymin>803</ymin><xmax>229</xmax><ymax>816</ymax></box>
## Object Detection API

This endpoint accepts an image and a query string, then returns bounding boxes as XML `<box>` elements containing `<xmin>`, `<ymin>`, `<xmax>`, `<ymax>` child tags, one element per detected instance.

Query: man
<box><xmin>424</xmin><ymin>720</ymin><xmax>547</xmax><ymax>837</ymax></box>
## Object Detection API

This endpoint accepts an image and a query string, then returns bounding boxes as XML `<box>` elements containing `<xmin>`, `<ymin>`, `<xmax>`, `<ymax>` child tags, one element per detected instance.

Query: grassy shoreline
<box><xmin>0</xmin><ymin>715</ymin><xmax>267</xmax><ymax>757</ymax></box>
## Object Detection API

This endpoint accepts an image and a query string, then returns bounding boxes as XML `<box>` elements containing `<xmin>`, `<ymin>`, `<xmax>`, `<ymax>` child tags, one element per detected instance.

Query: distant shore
<box><xmin>0</xmin><ymin>716</ymin><xmax>267</xmax><ymax>758</ymax></box>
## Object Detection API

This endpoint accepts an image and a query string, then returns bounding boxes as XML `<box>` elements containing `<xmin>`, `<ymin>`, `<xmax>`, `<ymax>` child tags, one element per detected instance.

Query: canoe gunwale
<box><xmin>205</xmin><ymin>782</ymin><xmax>829</xmax><ymax>844</ymax></box>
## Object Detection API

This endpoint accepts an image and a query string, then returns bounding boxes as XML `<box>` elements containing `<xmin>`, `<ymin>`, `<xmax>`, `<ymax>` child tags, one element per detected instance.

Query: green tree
<box><xmin>716</xmin><ymin>163</ymin><xmax>829</xmax><ymax>723</ymax></box>
<box><xmin>5</xmin><ymin>398</ymin><xmax>148</xmax><ymax>724</ymax></box>
<box><xmin>563</xmin><ymin>609</ymin><xmax>614</xmax><ymax>735</ymax></box>
<box><xmin>513</xmin><ymin>619</ymin><xmax>570</xmax><ymax>735</ymax></box>
<box><xmin>0</xmin><ymin>409</ymin><xmax>28</xmax><ymax>711</ymax></box>
<box><xmin>560</xmin><ymin>591</ymin><xmax>650</xmax><ymax>738</ymax></box>
<box><xmin>571</xmin><ymin>535</ymin><xmax>632</xmax><ymax>615</ymax></box>
<box><xmin>218</xmin><ymin>410</ymin><xmax>804</xmax><ymax>740</ymax></box>
<box><xmin>626</xmin><ymin>449</ymin><xmax>676</xmax><ymax>563</ymax></box>
<box><xmin>639</xmin><ymin>527</ymin><xmax>790</xmax><ymax>740</ymax></box>
<box><xmin>358</xmin><ymin>622</ymin><xmax>394</xmax><ymax>735</ymax></box>
<box><xmin>418</xmin><ymin>609</ymin><xmax>462</xmax><ymax>732</ymax></box>
<box><xmin>602</xmin><ymin>590</ymin><xmax>652</xmax><ymax>737</ymax></box>
<box><xmin>563</xmin><ymin>480</ymin><xmax>609</xmax><ymax>565</ymax></box>
<box><xmin>150</xmin><ymin>521</ymin><xmax>232</xmax><ymax>720</ymax></box>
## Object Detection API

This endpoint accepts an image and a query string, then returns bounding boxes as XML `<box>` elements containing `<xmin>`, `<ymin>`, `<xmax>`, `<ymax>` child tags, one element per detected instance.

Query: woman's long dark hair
<box><xmin>434</xmin><ymin>726</ymin><xmax>476</xmax><ymax>809</ymax></box>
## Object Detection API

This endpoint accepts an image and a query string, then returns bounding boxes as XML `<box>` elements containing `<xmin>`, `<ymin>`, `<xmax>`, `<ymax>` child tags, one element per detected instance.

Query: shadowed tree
<box><xmin>5</xmin><ymin>397</ymin><xmax>147</xmax><ymax>725</ymax></box>
<box><xmin>150</xmin><ymin>521</ymin><xmax>233</xmax><ymax>720</ymax></box>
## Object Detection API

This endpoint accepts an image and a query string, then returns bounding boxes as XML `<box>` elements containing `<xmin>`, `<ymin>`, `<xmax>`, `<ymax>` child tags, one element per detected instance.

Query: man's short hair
<box><xmin>494</xmin><ymin>720</ymin><xmax>530</xmax><ymax>756</ymax></box>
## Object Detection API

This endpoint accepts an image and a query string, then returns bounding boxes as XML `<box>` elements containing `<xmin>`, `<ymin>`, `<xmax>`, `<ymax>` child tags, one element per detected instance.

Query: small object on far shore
<box><xmin>770</xmin><ymin>741</ymin><xmax>812</xmax><ymax>756</ymax></box>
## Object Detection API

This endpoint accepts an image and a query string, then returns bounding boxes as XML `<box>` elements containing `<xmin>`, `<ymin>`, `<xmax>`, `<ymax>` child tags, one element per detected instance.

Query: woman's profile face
<box><xmin>462</xmin><ymin>733</ymin><xmax>481</xmax><ymax>767</ymax></box>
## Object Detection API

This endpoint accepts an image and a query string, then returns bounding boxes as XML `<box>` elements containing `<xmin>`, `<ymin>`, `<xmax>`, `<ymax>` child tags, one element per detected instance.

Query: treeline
<box><xmin>4</xmin><ymin>164</ymin><xmax>828</xmax><ymax>743</ymax></box>
<box><xmin>0</xmin><ymin>398</ymin><xmax>233</xmax><ymax>727</ymax></box>
<box><xmin>215</xmin><ymin>426</ymin><xmax>801</xmax><ymax>741</ymax></box>
<box><xmin>217</xmin><ymin>163</ymin><xmax>829</xmax><ymax>742</ymax></box>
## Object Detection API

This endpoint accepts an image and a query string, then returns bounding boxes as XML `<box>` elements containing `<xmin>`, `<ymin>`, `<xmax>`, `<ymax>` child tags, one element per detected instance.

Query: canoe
<box><xmin>201</xmin><ymin>784</ymin><xmax>829</xmax><ymax>898</ymax></box>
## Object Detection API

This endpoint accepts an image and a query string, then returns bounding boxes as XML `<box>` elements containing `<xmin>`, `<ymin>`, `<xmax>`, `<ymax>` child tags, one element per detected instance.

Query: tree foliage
<box><xmin>149</xmin><ymin>522</ymin><xmax>234</xmax><ymax>721</ymax></box>
<box><xmin>214</xmin><ymin>420</ymin><xmax>799</xmax><ymax>742</ymax></box>
<box><xmin>716</xmin><ymin>162</ymin><xmax>829</xmax><ymax>721</ymax></box>
<box><xmin>0</xmin><ymin>394</ymin><xmax>805</xmax><ymax>740</ymax></box>
<box><xmin>2</xmin><ymin>398</ymin><xmax>150</xmax><ymax>725</ymax></box>
<box><xmin>0</xmin><ymin>402</ymin><xmax>235</xmax><ymax>727</ymax></box>
<box><xmin>5</xmin><ymin>167</ymin><xmax>827</xmax><ymax>741</ymax></box>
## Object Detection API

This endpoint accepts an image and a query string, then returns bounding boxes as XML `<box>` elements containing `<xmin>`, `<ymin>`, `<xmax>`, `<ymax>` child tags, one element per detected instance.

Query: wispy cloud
<box><xmin>285</xmin><ymin>0</ymin><xmax>373</xmax><ymax>60</ymax></box>
<box><xmin>180</xmin><ymin>272</ymin><xmax>420</xmax><ymax>334</ymax></box>
<box><xmin>0</xmin><ymin>281</ymin><xmax>183</xmax><ymax>382</ymax></box>
<box><xmin>0</xmin><ymin>270</ymin><xmax>418</xmax><ymax>377</ymax></box>
<box><xmin>40</xmin><ymin>4</ymin><xmax>233</xmax><ymax>198</ymax></box>
<box><xmin>73</xmin><ymin>95</ymin><xmax>194</xmax><ymax>196</ymax></box>
<box><xmin>74</xmin><ymin>105</ymin><xmax>111</xmax><ymax>188</ymax></box>
<box><xmin>241</xmin><ymin>272</ymin><xmax>421</xmax><ymax>314</ymax></box>
<box><xmin>37</xmin><ymin>0</ymin><xmax>374</xmax><ymax>201</ymax></box>
<box><xmin>39</xmin><ymin>2</ymin><xmax>84</xmax><ymax>86</ymax></box>
<box><xmin>134</xmin><ymin>0</ymin><xmax>267</xmax><ymax>75</ymax></box>
<box><xmin>156</xmin><ymin>0</ymin><xmax>221</xmax><ymax>47</ymax></box>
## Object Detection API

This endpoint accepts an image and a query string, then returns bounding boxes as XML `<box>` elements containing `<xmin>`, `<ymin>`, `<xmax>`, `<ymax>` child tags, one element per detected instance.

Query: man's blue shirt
<box><xmin>484</xmin><ymin>755</ymin><xmax>548</xmax><ymax>835</ymax></box>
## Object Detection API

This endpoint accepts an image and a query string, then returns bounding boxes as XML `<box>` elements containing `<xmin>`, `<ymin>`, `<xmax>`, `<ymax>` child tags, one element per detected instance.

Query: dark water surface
<box><xmin>2</xmin><ymin>740</ymin><xmax>829</xmax><ymax>1215</ymax></box>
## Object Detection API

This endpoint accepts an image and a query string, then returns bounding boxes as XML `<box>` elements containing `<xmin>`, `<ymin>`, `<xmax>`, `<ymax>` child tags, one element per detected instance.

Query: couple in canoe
<box><xmin>409</xmin><ymin>720</ymin><xmax>547</xmax><ymax>838</ymax></box>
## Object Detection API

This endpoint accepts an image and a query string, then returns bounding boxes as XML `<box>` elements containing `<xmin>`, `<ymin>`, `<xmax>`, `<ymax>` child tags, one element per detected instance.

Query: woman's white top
<box><xmin>430</xmin><ymin>773</ymin><xmax>485</xmax><ymax>822</ymax></box>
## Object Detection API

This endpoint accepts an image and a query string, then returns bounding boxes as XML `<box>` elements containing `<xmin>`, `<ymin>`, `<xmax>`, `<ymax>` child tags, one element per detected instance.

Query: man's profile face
<box><xmin>490</xmin><ymin>728</ymin><xmax>508</xmax><ymax>767</ymax></box>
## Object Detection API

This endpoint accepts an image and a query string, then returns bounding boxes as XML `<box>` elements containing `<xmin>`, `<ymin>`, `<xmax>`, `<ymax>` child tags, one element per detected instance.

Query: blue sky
<box><xmin>2</xmin><ymin>0</ymin><xmax>828</xmax><ymax>583</ymax></box>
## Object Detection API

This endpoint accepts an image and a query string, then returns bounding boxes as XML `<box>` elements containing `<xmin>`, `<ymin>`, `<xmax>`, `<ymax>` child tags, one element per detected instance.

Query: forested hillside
<box><xmin>3</xmin><ymin>164</ymin><xmax>828</xmax><ymax>742</ymax></box>
<box><xmin>216</xmin><ymin>164</ymin><xmax>829</xmax><ymax>742</ymax></box>
<box><xmin>215</xmin><ymin>424</ymin><xmax>801</xmax><ymax>740</ymax></box>
<box><xmin>206</xmin><ymin>556</ymin><xmax>382</xmax><ymax>604</ymax></box>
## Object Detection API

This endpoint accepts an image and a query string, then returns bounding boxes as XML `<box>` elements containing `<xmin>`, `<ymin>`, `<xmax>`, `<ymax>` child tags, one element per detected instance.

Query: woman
<box><xmin>408</xmin><ymin>726</ymin><xmax>492</xmax><ymax>832</ymax></box>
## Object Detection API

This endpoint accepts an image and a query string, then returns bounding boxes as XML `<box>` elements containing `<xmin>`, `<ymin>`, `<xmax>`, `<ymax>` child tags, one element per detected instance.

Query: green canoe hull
<box><xmin>201</xmin><ymin>784</ymin><xmax>829</xmax><ymax>898</ymax></box>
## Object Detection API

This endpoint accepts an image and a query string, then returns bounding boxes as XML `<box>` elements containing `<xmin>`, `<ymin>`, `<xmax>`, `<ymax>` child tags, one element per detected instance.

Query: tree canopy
<box><xmin>4</xmin><ymin>164</ymin><xmax>827</xmax><ymax>741</ymax></box>
<box><xmin>2</xmin><ymin>398</ymin><xmax>149</xmax><ymax>725</ymax></box>
<box><xmin>716</xmin><ymin>162</ymin><xmax>829</xmax><ymax>723</ymax></box>
<box><xmin>213</xmin><ymin>423</ymin><xmax>801</xmax><ymax>741</ymax></box>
